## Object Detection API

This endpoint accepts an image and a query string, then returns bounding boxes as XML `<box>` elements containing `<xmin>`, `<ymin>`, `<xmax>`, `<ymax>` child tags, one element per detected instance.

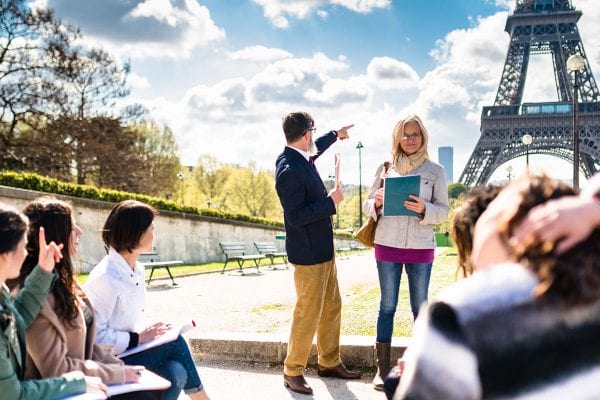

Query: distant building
<box><xmin>438</xmin><ymin>146</ymin><xmax>453</xmax><ymax>183</ymax></box>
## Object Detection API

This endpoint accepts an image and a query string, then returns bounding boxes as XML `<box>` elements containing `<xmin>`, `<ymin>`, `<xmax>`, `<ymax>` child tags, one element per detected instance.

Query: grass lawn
<box><xmin>341</xmin><ymin>250</ymin><xmax>460</xmax><ymax>338</ymax></box>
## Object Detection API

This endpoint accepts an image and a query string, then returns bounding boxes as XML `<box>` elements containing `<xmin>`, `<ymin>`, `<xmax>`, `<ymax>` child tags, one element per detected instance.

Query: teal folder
<box><xmin>382</xmin><ymin>175</ymin><xmax>421</xmax><ymax>217</ymax></box>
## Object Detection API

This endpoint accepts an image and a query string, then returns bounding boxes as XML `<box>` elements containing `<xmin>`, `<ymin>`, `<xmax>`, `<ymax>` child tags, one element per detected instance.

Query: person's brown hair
<box><xmin>451</xmin><ymin>184</ymin><xmax>504</xmax><ymax>277</ymax></box>
<box><xmin>13</xmin><ymin>197</ymin><xmax>79</xmax><ymax>325</ymax></box>
<box><xmin>501</xmin><ymin>175</ymin><xmax>600</xmax><ymax>305</ymax></box>
<box><xmin>102</xmin><ymin>200</ymin><xmax>156</xmax><ymax>253</ymax></box>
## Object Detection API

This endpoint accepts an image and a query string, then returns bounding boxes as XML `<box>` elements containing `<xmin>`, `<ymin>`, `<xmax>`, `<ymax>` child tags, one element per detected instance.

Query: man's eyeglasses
<box><xmin>305</xmin><ymin>127</ymin><xmax>317</xmax><ymax>134</ymax></box>
<box><xmin>401</xmin><ymin>133</ymin><xmax>421</xmax><ymax>141</ymax></box>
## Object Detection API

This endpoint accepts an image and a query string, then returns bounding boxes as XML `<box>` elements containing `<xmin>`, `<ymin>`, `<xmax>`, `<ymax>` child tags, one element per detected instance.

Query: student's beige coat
<box><xmin>23</xmin><ymin>290</ymin><xmax>127</xmax><ymax>385</ymax></box>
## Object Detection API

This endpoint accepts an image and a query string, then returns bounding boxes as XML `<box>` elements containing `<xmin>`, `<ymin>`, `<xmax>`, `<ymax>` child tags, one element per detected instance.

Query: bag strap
<box><xmin>379</xmin><ymin>161</ymin><xmax>390</xmax><ymax>189</ymax></box>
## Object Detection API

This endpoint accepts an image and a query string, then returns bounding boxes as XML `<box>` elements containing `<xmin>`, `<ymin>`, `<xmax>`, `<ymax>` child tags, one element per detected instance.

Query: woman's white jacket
<box><xmin>363</xmin><ymin>160</ymin><xmax>449</xmax><ymax>250</ymax></box>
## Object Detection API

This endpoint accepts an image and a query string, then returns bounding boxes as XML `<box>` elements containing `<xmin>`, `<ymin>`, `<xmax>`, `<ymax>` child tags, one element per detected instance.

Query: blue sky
<box><xmin>30</xmin><ymin>0</ymin><xmax>600</xmax><ymax>185</ymax></box>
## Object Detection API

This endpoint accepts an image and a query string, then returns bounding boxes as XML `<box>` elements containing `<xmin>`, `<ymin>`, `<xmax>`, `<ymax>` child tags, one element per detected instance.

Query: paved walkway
<box><xmin>145</xmin><ymin>251</ymin><xmax>380</xmax><ymax>335</ymax></box>
<box><xmin>146</xmin><ymin>252</ymin><xmax>389</xmax><ymax>399</ymax></box>
<box><xmin>196</xmin><ymin>360</ymin><xmax>387</xmax><ymax>400</ymax></box>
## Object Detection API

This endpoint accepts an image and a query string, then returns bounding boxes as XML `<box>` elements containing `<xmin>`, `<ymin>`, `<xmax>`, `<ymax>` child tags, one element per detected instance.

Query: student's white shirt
<box><xmin>83</xmin><ymin>248</ymin><xmax>147</xmax><ymax>355</ymax></box>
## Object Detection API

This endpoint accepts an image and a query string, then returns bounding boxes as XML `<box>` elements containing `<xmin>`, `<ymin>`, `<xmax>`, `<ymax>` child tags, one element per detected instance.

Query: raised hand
<box><xmin>37</xmin><ymin>227</ymin><xmax>64</xmax><ymax>273</ymax></box>
<box><xmin>511</xmin><ymin>195</ymin><xmax>600</xmax><ymax>254</ymax></box>
<box><xmin>336</xmin><ymin>124</ymin><xmax>354</xmax><ymax>140</ymax></box>
<box><xmin>328</xmin><ymin>186</ymin><xmax>344</xmax><ymax>206</ymax></box>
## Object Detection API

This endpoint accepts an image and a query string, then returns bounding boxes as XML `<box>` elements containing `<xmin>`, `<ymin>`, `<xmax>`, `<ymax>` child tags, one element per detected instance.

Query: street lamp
<box><xmin>522</xmin><ymin>134</ymin><xmax>533</xmax><ymax>171</ymax></box>
<box><xmin>567</xmin><ymin>53</ymin><xmax>585</xmax><ymax>190</ymax></box>
<box><xmin>177</xmin><ymin>170</ymin><xmax>185</xmax><ymax>205</ymax></box>
<box><xmin>506</xmin><ymin>165</ymin><xmax>513</xmax><ymax>181</ymax></box>
<box><xmin>356</xmin><ymin>141</ymin><xmax>364</xmax><ymax>227</ymax></box>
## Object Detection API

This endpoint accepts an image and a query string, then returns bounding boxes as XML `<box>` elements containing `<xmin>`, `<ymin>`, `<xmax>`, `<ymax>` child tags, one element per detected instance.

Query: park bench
<box><xmin>349</xmin><ymin>241</ymin><xmax>368</xmax><ymax>253</ymax></box>
<box><xmin>219</xmin><ymin>241</ymin><xmax>265</xmax><ymax>274</ymax></box>
<box><xmin>336</xmin><ymin>243</ymin><xmax>353</xmax><ymax>259</ymax></box>
<box><xmin>139</xmin><ymin>250</ymin><xmax>183</xmax><ymax>285</ymax></box>
<box><xmin>254</xmin><ymin>241</ymin><xmax>288</xmax><ymax>269</ymax></box>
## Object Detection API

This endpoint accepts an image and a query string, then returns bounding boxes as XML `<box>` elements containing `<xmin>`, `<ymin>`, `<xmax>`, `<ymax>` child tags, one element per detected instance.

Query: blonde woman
<box><xmin>363</xmin><ymin>114</ymin><xmax>449</xmax><ymax>390</ymax></box>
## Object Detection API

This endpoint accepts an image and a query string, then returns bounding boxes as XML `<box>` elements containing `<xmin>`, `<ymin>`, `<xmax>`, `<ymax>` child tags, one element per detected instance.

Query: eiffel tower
<box><xmin>459</xmin><ymin>0</ymin><xmax>600</xmax><ymax>187</ymax></box>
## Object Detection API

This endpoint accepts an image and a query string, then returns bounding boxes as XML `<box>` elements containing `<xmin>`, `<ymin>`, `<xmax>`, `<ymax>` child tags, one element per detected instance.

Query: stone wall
<box><xmin>0</xmin><ymin>186</ymin><xmax>355</xmax><ymax>272</ymax></box>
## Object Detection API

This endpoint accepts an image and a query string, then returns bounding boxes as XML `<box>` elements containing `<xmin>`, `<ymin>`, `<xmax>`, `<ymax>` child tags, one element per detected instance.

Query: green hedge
<box><xmin>0</xmin><ymin>171</ymin><xmax>353</xmax><ymax>238</ymax></box>
<box><xmin>0</xmin><ymin>171</ymin><xmax>283</xmax><ymax>227</ymax></box>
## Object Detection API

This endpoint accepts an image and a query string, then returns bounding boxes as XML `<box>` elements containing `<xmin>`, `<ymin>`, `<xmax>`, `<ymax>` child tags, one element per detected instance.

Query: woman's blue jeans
<box><xmin>122</xmin><ymin>335</ymin><xmax>203</xmax><ymax>400</ymax></box>
<box><xmin>376</xmin><ymin>260</ymin><xmax>432</xmax><ymax>343</ymax></box>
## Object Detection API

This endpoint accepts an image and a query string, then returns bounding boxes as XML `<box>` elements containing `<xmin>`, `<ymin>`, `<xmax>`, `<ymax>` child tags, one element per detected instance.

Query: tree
<box><xmin>129</xmin><ymin>122</ymin><xmax>181</xmax><ymax>196</ymax></box>
<box><xmin>57</xmin><ymin>47</ymin><xmax>130</xmax><ymax>119</ymax></box>
<box><xmin>0</xmin><ymin>0</ymin><xmax>79</xmax><ymax>169</ymax></box>
<box><xmin>193</xmin><ymin>155</ymin><xmax>232</xmax><ymax>209</ymax></box>
<box><xmin>448</xmin><ymin>182</ymin><xmax>468</xmax><ymax>199</ymax></box>
<box><xmin>220</xmin><ymin>163</ymin><xmax>281</xmax><ymax>219</ymax></box>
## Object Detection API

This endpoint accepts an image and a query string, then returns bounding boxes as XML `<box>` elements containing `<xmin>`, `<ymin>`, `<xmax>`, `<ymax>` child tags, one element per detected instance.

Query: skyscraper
<box><xmin>438</xmin><ymin>146</ymin><xmax>453</xmax><ymax>183</ymax></box>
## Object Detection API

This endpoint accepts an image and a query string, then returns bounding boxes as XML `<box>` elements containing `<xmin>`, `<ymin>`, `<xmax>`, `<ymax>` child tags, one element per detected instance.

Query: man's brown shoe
<box><xmin>283</xmin><ymin>374</ymin><xmax>313</xmax><ymax>395</ymax></box>
<box><xmin>317</xmin><ymin>363</ymin><xmax>362</xmax><ymax>379</ymax></box>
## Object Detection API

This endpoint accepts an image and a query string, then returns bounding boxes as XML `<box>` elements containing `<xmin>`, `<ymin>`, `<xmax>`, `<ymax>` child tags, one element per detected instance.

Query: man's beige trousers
<box><xmin>284</xmin><ymin>258</ymin><xmax>342</xmax><ymax>376</ymax></box>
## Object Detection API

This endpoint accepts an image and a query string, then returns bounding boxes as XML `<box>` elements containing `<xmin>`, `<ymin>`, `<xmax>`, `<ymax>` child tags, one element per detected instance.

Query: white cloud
<box><xmin>131</xmin><ymin>49</ymin><xmax>415</xmax><ymax>179</ymax></box>
<box><xmin>228</xmin><ymin>45</ymin><xmax>292</xmax><ymax>62</ymax></box>
<box><xmin>127</xmin><ymin>72</ymin><xmax>150</xmax><ymax>90</ymax></box>
<box><xmin>366</xmin><ymin>57</ymin><xmax>420</xmax><ymax>90</ymax></box>
<box><xmin>247</xmin><ymin>53</ymin><xmax>353</xmax><ymax>106</ymax></box>
<box><xmin>414</xmin><ymin>12</ymin><xmax>509</xmax><ymax>154</ymax></box>
<box><xmin>252</xmin><ymin>0</ymin><xmax>390</xmax><ymax>28</ymax></box>
<box><xmin>304</xmin><ymin>77</ymin><xmax>372</xmax><ymax>105</ymax></box>
<box><xmin>69</xmin><ymin>1</ymin><xmax>600</xmax><ymax>185</ymax></box>
<box><xmin>577</xmin><ymin>0</ymin><xmax>600</xmax><ymax>74</ymax></box>
<box><xmin>129</xmin><ymin>0</ymin><xmax>180</xmax><ymax>26</ymax></box>
<box><xmin>35</xmin><ymin>0</ymin><xmax>225</xmax><ymax>59</ymax></box>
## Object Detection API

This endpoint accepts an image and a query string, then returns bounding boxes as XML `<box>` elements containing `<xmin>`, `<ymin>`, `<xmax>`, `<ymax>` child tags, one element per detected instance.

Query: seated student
<box><xmin>383</xmin><ymin>184</ymin><xmax>503</xmax><ymax>399</ymax></box>
<box><xmin>83</xmin><ymin>200</ymin><xmax>209</xmax><ymax>400</ymax></box>
<box><xmin>0</xmin><ymin>202</ymin><xmax>106</xmax><ymax>399</ymax></box>
<box><xmin>10</xmin><ymin>197</ymin><xmax>159</xmax><ymax>400</ymax></box>
<box><xmin>395</xmin><ymin>175</ymin><xmax>600</xmax><ymax>399</ymax></box>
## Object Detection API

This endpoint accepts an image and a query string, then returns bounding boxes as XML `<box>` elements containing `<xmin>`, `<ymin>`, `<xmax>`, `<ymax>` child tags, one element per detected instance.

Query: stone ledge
<box><xmin>189</xmin><ymin>333</ymin><xmax>410</xmax><ymax>368</ymax></box>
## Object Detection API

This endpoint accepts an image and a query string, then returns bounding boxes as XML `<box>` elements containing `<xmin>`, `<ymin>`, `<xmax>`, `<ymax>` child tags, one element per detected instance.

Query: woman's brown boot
<box><xmin>372</xmin><ymin>342</ymin><xmax>391</xmax><ymax>391</ymax></box>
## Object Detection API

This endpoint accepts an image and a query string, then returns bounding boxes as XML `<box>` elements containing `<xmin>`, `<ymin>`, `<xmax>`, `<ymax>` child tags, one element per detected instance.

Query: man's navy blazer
<box><xmin>275</xmin><ymin>131</ymin><xmax>338</xmax><ymax>265</ymax></box>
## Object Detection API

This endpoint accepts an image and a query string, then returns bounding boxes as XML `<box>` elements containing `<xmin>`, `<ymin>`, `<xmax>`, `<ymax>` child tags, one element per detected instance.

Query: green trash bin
<box><xmin>435</xmin><ymin>232</ymin><xmax>452</xmax><ymax>247</ymax></box>
<box><xmin>275</xmin><ymin>234</ymin><xmax>286</xmax><ymax>251</ymax></box>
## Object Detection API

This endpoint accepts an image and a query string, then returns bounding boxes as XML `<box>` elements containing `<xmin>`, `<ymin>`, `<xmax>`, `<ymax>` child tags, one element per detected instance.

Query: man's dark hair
<box><xmin>282</xmin><ymin>111</ymin><xmax>314</xmax><ymax>143</ymax></box>
<box><xmin>102</xmin><ymin>200</ymin><xmax>156</xmax><ymax>253</ymax></box>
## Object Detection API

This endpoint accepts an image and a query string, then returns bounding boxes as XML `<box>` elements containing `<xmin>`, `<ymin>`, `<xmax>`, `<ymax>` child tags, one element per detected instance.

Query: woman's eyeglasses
<box><xmin>401</xmin><ymin>133</ymin><xmax>421</xmax><ymax>141</ymax></box>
